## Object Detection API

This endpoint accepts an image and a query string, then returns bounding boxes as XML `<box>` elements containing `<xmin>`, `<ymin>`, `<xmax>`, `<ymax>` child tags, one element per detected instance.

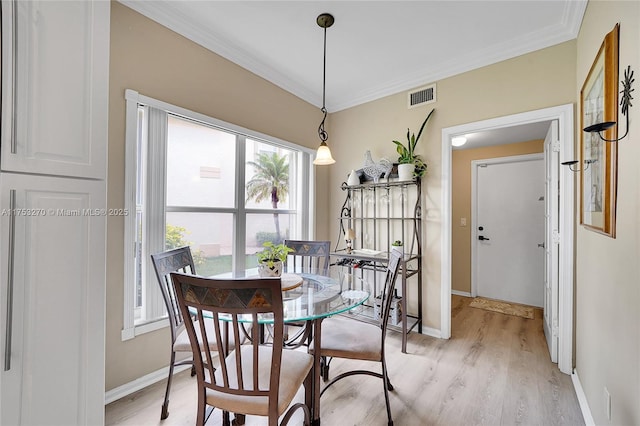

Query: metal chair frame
<box><xmin>318</xmin><ymin>249</ymin><xmax>402</xmax><ymax>426</ymax></box>
<box><xmin>150</xmin><ymin>246</ymin><xmax>198</xmax><ymax>420</ymax></box>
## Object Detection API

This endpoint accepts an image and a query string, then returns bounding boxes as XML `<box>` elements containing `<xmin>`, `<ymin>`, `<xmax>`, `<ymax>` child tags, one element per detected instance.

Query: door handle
<box><xmin>8</xmin><ymin>2</ymin><xmax>18</xmax><ymax>154</ymax></box>
<box><xmin>4</xmin><ymin>190</ymin><xmax>16</xmax><ymax>371</ymax></box>
<box><xmin>538</xmin><ymin>243</ymin><xmax>545</xmax><ymax>248</ymax></box>
<box><xmin>478</xmin><ymin>235</ymin><xmax>490</xmax><ymax>241</ymax></box>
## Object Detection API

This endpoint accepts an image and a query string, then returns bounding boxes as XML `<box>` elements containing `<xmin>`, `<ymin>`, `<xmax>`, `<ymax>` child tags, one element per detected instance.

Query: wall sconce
<box><xmin>562</xmin><ymin>65</ymin><xmax>634</xmax><ymax>172</ymax></box>
<box><xmin>561</xmin><ymin>158</ymin><xmax>597</xmax><ymax>172</ymax></box>
<box><xmin>584</xmin><ymin>65</ymin><xmax>634</xmax><ymax>142</ymax></box>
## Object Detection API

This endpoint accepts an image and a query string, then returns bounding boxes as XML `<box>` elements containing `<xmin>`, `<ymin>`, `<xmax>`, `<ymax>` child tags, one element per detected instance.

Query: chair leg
<box><xmin>381</xmin><ymin>360</ymin><xmax>393</xmax><ymax>426</ymax></box>
<box><xmin>196</xmin><ymin>389</ymin><xmax>207</xmax><ymax>426</ymax></box>
<box><xmin>161</xmin><ymin>351</ymin><xmax>177</xmax><ymax>420</ymax></box>
<box><xmin>386</xmin><ymin>376</ymin><xmax>394</xmax><ymax>391</ymax></box>
<box><xmin>321</xmin><ymin>356</ymin><xmax>330</xmax><ymax>382</ymax></box>
<box><xmin>204</xmin><ymin>406</ymin><xmax>215</xmax><ymax>424</ymax></box>
<box><xmin>232</xmin><ymin>414</ymin><xmax>246</xmax><ymax>425</ymax></box>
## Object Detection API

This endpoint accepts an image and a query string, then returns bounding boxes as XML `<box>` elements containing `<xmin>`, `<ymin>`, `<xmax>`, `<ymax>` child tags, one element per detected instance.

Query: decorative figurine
<box><xmin>363</xmin><ymin>150</ymin><xmax>393</xmax><ymax>183</ymax></box>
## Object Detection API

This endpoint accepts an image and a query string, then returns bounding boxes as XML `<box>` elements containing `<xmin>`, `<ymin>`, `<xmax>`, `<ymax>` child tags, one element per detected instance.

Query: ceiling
<box><xmin>119</xmin><ymin>0</ymin><xmax>586</xmax><ymax>148</ymax></box>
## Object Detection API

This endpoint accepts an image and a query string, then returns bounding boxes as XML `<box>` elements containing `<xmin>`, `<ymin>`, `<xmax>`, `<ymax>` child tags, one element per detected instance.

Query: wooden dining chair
<box><xmin>283</xmin><ymin>240</ymin><xmax>331</xmax><ymax>274</ymax></box>
<box><xmin>170</xmin><ymin>272</ymin><xmax>313</xmax><ymax>426</ymax></box>
<box><xmin>151</xmin><ymin>246</ymin><xmax>244</xmax><ymax>421</ymax></box>
<box><xmin>313</xmin><ymin>249</ymin><xmax>402</xmax><ymax>426</ymax></box>
<box><xmin>281</xmin><ymin>240</ymin><xmax>331</xmax><ymax>346</ymax></box>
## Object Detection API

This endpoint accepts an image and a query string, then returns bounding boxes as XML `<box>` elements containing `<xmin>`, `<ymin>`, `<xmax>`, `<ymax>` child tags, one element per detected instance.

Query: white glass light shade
<box><xmin>313</xmin><ymin>142</ymin><xmax>335</xmax><ymax>165</ymax></box>
<box><xmin>451</xmin><ymin>136</ymin><xmax>467</xmax><ymax>147</ymax></box>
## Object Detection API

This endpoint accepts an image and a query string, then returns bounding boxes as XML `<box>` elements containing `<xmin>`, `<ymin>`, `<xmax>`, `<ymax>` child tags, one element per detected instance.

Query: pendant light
<box><xmin>313</xmin><ymin>13</ymin><xmax>336</xmax><ymax>165</ymax></box>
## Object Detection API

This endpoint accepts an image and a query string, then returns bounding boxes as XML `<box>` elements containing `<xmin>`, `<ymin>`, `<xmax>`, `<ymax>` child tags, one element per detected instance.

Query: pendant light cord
<box><xmin>318</xmin><ymin>25</ymin><xmax>328</xmax><ymax>143</ymax></box>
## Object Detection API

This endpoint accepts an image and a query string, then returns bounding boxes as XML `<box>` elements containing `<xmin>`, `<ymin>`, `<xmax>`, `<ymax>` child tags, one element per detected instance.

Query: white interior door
<box><xmin>474</xmin><ymin>155</ymin><xmax>545</xmax><ymax>307</ymax></box>
<box><xmin>543</xmin><ymin>122</ymin><xmax>559</xmax><ymax>362</ymax></box>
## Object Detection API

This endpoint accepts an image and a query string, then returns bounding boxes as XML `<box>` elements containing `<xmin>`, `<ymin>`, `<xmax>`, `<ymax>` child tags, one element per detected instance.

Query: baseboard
<box><xmin>104</xmin><ymin>364</ymin><xmax>191</xmax><ymax>405</ymax></box>
<box><xmin>451</xmin><ymin>290</ymin><xmax>472</xmax><ymax>297</ymax></box>
<box><xmin>420</xmin><ymin>324</ymin><xmax>442</xmax><ymax>339</ymax></box>
<box><xmin>571</xmin><ymin>368</ymin><xmax>595</xmax><ymax>426</ymax></box>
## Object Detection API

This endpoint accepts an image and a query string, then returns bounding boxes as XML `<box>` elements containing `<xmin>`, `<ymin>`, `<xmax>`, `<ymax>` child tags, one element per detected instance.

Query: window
<box><xmin>122</xmin><ymin>90</ymin><xmax>316</xmax><ymax>339</ymax></box>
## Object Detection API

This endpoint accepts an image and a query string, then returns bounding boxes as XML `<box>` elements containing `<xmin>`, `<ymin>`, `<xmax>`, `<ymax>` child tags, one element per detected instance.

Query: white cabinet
<box><xmin>0</xmin><ymin>1</ymin><xmax>109</xmax><ymax>424</ymax></box>
<box><xmin>1</xmin><ymin>0</ymin><xmax>109</xmax><ymax>179</ymax></box>
<box><xmin>0</xmin><ymin>174</ymin><xmax>106</xmax><ymax>425</ymax></box>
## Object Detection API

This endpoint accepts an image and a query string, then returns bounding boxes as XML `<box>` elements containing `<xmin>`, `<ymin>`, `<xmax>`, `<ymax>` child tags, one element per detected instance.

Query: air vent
<box><xmin>408</xmin><ymin>84</ymin><xmax>436</xmax><ymax>109</ymax></box>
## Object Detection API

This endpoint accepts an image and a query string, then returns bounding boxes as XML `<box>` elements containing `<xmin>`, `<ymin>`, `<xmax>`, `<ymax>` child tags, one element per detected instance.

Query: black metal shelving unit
<box><xmin>331</xmin><ymin>178</ymin><xmax>422</xmax><ymax>353</ymax></box>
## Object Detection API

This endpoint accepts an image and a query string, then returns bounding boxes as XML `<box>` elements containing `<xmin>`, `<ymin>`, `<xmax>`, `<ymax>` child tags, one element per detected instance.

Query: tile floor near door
<box><xmin>105</xmin><ymin>295</ymin><xmax>584</xmax><ymax>425</ymax></box>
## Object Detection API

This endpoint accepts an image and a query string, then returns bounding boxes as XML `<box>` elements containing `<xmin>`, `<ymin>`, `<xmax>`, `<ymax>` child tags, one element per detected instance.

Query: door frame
<box><xmin>470</xmin><ymin>153</ymin><xmax>544</xmax><ymax>300</ymax></box>
<box><xmin>440</xmin><ymin>104</ymin><xmax>574</xmax><ymax>374</ymax></box>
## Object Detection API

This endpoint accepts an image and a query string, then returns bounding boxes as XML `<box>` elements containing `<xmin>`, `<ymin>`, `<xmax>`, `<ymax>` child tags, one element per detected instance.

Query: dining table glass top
<box><xmin>208</xmin><ymin>268</ymin><xmax>370</xmax><ymax>324</ymax></box>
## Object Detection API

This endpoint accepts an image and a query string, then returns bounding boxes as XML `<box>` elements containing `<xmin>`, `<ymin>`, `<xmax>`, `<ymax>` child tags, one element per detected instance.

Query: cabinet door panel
<box><xmin>1</xmin><ymin>0</ymin><xmax>109</xmax><ymax>178</ymax></box>
<box><xmin>0</xmin><ymin>173</ymin><xmax>106</xmax><ymax>425</ymax></box>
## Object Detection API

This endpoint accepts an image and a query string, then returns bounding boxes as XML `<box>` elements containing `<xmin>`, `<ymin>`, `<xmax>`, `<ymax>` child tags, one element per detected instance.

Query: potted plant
<box><xmin>256</xmin><ymin>241</ymin><xmax>293</xmax><ymax>277</ymax></box>
<box><xmin>392</xmin><ymin>108</ymin><xmax>435</xmax><ymax>180</ymax></box>
<box><xmin>391</xmin><ymin>240</ymin><xmax>404</xmax><ymax>255</ymax></box>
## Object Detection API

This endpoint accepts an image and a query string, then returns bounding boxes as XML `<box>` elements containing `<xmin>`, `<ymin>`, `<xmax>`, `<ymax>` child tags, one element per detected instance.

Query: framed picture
<box><xmin>580</xmin><ymin>24</ymin><xmax>619</xmax><ymax>238</ymax></box>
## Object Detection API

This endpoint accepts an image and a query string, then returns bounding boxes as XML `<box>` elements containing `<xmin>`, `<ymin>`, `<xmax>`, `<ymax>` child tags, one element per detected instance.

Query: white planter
<box><xmin>258</xmin><ymin>260</ymin><xmax>283</xmax><ymax>277</ymax></box>
<box><xmin>397</xmin><ymin>163</ymin><xmax>415</xmax><ymax>181</ymax></box>
<box><xmin>391</xmin><ymin>245</ymin><xmax>404</xmax><ymax>255</ymax></box>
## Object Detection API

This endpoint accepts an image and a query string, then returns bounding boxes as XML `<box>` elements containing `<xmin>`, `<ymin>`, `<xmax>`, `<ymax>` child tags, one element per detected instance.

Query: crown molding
<box><xmin>329</xmin><ymin>0</ymin><xmax>587</xmax><ymax>111</ymax></box>
<box><xmin>118</xmin><ymin>0</ymin><xmax>587</xmax><ymax>113</ymax></box>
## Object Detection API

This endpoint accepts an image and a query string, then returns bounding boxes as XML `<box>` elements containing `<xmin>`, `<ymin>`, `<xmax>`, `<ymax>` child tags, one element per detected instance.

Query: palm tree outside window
<box><xmin>246</xmin><ymin>152</ymin><xmax>290</xmax><ymax>243</ymax></box>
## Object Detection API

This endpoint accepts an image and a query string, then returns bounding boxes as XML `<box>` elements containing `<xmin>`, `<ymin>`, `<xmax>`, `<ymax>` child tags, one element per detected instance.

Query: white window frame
<box><xmin>121</xmin><ymin>89</ymin><xmax>316</xmax><ymax>340</ymax></box>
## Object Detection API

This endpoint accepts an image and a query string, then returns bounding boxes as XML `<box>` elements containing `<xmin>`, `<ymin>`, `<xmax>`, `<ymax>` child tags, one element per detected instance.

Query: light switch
<box><xmin>460</xmin><ymin>217</ymin><xmax>467</xmax><ymax>227</ymax></box>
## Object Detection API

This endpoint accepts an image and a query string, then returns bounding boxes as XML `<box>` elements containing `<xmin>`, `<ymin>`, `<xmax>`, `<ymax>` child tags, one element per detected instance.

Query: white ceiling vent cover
<box><xmin>408</xmin><ymin>84</ymin><xmax>436</xmax><ymax>109</ymax></box>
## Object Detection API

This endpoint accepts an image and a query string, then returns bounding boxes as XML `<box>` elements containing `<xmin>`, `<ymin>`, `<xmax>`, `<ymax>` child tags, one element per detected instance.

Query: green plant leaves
<box><xmin>256</xmin><ymin>241</ymin><xmax>294</xmax><ymax>265</ymax></box>
<box><xmin>391</xmin><ymin>108</ymin><xmax>435</xmax><ymax>175</ymax></box>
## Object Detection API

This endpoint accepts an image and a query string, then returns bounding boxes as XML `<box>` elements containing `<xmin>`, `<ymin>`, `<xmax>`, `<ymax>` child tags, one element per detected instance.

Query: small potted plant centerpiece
<box><xmin>256</xmin><ymin>241</ymin><xmax>293</xmax><ymax>277</ymax></box>
<box><xmin>391</xmin><ymin>240</ymin><xmax>404</xmax><ymax>255</ymax></box>
<box><xmin>392</xmin><ymin>108</ymin><xmax>435</xmax><ymax>181</ymax></box>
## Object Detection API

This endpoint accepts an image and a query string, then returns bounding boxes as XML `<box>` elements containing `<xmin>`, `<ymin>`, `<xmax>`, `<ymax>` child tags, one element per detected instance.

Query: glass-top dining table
<box><xmin>211</xmin><ymin>268</ymin><xmax>371</xmax><ymax>425</ymax></box>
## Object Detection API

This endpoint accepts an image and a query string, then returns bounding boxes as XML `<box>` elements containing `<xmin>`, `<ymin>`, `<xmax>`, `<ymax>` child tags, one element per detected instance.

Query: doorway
<box><xmin>440</xmin><ymin>104</ymin><xmax>575</xmax><ymax>374</ymax></box>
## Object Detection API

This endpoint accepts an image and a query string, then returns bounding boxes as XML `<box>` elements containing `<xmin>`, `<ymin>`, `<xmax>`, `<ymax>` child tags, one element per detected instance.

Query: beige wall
<box><xmin>106</xmin><ymin>2</ymin><xmax>326</xmax><ymax>390</ymax></box>
<box><xmin>451</xmin><ymin>140</ymin><xmax>544</xmax><ymax>294</ymax></box>
<box><xmin>575</xmin><ymin>2</ymin><xmax>640</xmax><ymax>425</ymax></box>
<box><xmin>329</xmin><ymin>41</ymin><xmax>576</xmax><ymax>330</ymax></box>
<box><xmin>107</xmin><ymin>6</ymin><xmax>640</xmax><ymax>421</ymax></box>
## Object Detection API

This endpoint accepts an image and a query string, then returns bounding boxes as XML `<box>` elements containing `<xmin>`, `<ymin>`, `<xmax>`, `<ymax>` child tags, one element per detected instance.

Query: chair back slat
<box><xmin>284</xmin><ymin>239</ymin><xmax>331</xmax><ymax>274</ymax></box>
<box><xmin>170</xmin><ymin>273</ymin><xmax>285</xmax><ymax>402</ymax></box>
<box><xmin>252</xmin><ymin>316</ymin><xmax>260</xmax><ymax>391</ymax></box>
<box><xmin>151</xmin><ymin>247</ymin><xmax>196</xmax><ymax>341</ymax></box>
<box><xmin>380</xmin><ymin>250</ymin><xmax>403</xmax><ymax>335</ymax></box>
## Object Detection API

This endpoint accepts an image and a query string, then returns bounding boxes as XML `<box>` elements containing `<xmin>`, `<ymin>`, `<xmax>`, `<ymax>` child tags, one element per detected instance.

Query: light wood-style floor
<box><xmin>105</xmin><ymin>295</ymin><xmax>584</xmax><ymax>426</ymax></box>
